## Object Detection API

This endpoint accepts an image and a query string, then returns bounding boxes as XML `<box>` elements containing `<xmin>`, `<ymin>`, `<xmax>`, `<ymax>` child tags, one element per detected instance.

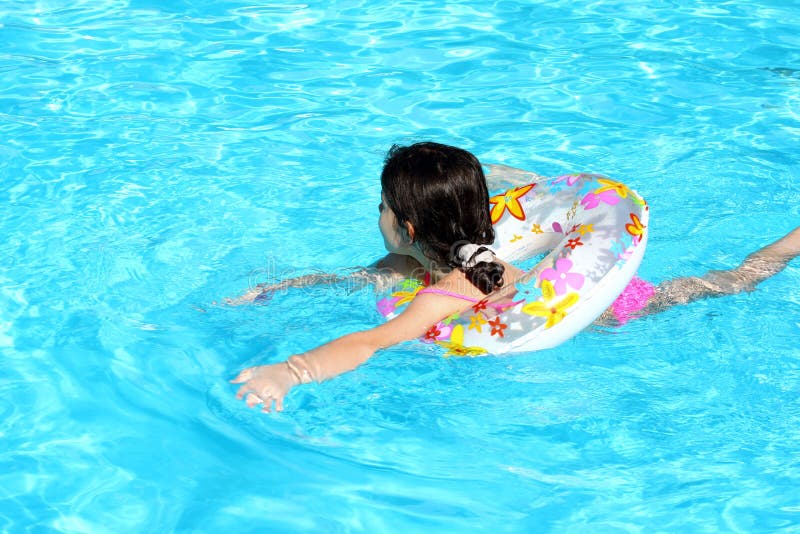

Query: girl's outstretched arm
<box><xmin>224</xmin><ymin>253</ymin><xmax>421</xmax><ymax>305</ymax></box>
<box><xmin>230</xmin><ymin>291</ymin><xmax>468</xmax><ymax>412</ymax></box>
<box><xmin>644</xmin><ymin>226</ymin><xmax>800</xmax><ymax>314</ymax></box>
<box><xmin>224</xmin><ymin>268</ymin><xmax>392</xmax><ymax>305</ymax></box>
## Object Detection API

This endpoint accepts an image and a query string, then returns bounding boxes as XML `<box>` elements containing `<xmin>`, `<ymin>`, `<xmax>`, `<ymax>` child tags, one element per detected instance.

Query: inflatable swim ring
<box><xmin>377</xmin><ymin>173</ymin><xmax>649</xmax><ymax>355</ymax></box>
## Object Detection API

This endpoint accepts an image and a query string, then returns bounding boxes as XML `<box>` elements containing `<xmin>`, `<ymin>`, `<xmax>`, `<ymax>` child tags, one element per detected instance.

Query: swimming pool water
<box><xmin>2</xmin><ymin>0</ymin><xmax>799</xmax><ymax>531</ymax></box>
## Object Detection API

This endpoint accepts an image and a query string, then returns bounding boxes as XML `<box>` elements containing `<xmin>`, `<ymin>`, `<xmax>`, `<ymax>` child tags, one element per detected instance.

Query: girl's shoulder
<box><xmin>373</xmin><ymin>253</ymin><xmax>425</xmax><ymax>280</ymax></box>
<box><xmin>421</xmin><ymin>269</ymin><xmax>483</xmax><ymax>303</ymax></box>
<box><xmin>426</xmin><ymin>258</ymin><xmax>524</xmax><ymax>300</ymax></box>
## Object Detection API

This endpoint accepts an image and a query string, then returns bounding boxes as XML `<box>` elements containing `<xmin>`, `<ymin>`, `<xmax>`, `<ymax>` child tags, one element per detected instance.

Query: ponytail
<box><xmin>452</xmin><ymin>243</ymin><xmax>505</xmax><ymax>294</ymax></box>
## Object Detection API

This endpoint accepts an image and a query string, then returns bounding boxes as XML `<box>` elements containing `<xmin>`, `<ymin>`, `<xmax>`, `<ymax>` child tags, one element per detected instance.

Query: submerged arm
<box><xmin>483</xmin><ymin>163</ymin><xmax>547</xmax><ymax>190</ymax></box>
<box><xmin>224</xmin><ymin>253</ymin><xmax>419</xmax><ymax>305</ymax></box>
<box><xmin>224</xmin><ymin>268</ymin><xmax>391</xmax><ymax>305</ymax></box>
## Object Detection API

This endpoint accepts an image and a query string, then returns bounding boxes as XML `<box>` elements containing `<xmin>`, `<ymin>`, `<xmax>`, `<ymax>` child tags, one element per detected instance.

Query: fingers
<box><xmin>245</xmin><ymin>393</ymin><xmax>262</xmax><ymax>408</ymax></box>
<box><xmin>230</xmin><ymin>365</ymin><xmax>288</xmax><ymax>413</ymax></box>
<box><xmin>230</xmin><ymin>367</ymin><xmax>254</xmax><ymax>384</ymax></box>
<box><xmin>242</xmin><ymin>389</ymin><xmax>284</xmax><ymax>413</ymax></box>
<box><xmin>260</xmin><ymin>394</ymin><xmax>285</xmax><ymax>413</ymax></box>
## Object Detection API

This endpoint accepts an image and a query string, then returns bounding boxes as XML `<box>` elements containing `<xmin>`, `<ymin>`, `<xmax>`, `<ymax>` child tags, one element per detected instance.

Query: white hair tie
<box><xmin>457</xmin><ymin>244</ymin><xmax>496</xmax><ymax>269</ymax></box>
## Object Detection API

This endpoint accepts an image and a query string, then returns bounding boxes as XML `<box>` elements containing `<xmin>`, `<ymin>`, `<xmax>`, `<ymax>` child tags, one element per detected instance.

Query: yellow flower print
<box><xmin>390</xmin><ymin>285</ymin><xmax>423</xmax><ymax>306</ymax></box>
<box><xmin>594</xmin><ymin>178</ymin><xmax>630</xmax><ymax>198</ymax></box>
<box><xmin>577</xmin><ymin>224</ymin><xmax>594</xmax><ymax>235</ymax></box>
<box><xmin>489</xmin><ymin>184</ymin><xmax>535</xmax><ymax>224</ymax></box>
<box><xmin>468</xmin><ymin>314</ymin><xmax>487</xmax><ymax>333</ymax></box>
<box><xmin>521</xmin><ymin>279</ymin><xmax>580</xmax><ymax>328</ymax></box>
<box><xmin>435</xmin><ymin>324</ymin><xmax>488</xmax><ymax>357</ymax></box>
<box><xmin>531</xmin><ymin>223</ymin><xmax>544</xmax><ymax>234</ymax></box>
<box><xmin>594</xmin><ymin>178</ymin><xmax>643</xmax><ymax>203</ymax></box>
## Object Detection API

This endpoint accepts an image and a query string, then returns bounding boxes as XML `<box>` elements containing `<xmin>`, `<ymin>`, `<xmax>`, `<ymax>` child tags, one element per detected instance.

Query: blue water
<box><xmin>2</xmin><ymin>0</ymin><xmax>800</xmax><ymax>531</ymax></box>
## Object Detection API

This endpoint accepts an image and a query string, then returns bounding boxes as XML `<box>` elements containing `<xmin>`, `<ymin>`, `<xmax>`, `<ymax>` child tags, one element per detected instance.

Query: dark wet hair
<box><xmin>380</xmin><ymin>141</ymin><xmax>504</xmax><ymax>294</ymax></box>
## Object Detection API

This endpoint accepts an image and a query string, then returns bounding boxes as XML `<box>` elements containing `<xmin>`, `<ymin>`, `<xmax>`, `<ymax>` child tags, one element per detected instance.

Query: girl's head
<box><xmin>380</xmin><ymin>141</ymin><xmax>504</xmax><ymax>294</ymax></box>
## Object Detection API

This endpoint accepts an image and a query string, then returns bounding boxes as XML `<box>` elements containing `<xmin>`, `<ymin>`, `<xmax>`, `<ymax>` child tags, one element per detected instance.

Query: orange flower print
<box><xmin>565</xmin><ymin>237</ymin><xmax>583</xmax><ymax>249</ymax></box>
<box><xmin>424</xmin><ymin>324</ymin><xmax>443</xmax><ymax>341</ymax></box>
<box><xmin>625</xmin><ymin>213</ymin><xmax>645</xmax><ymax>238</ymax></box>
<box><xmin>489</xmin><ymin>184</ymin><xmax>535</xmax><ymax>224</ymax></box>
<box><xmin>472</xmin><ymin>298</ymin><xmax>489</xmax><ymax>314</ymax></box>
<box><xmin>489</xmin><ymin>316</ymin><xmax>507</xmax><ymax>337</ymax></box>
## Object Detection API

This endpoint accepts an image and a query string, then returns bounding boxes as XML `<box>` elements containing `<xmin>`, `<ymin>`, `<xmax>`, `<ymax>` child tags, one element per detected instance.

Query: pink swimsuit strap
<box><xmin>417</xmin><ymin>287</ymin><xmax>519</xmax><ymax>311</ymax></box>
<box><xmin>417</xmin><ymin>287</ymin><xmax>479</xmax><ymax>302</ymax></box>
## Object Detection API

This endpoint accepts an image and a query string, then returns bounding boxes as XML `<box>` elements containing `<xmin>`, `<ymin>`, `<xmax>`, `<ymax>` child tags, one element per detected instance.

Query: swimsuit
<box><xmin>609</xmin><ymin>276</ymin><xmax>656</xmax><ymax>324</ymax></box>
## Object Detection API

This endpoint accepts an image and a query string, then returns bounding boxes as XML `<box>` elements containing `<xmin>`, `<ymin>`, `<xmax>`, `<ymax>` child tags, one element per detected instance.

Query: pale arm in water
<box><xmin>597</xmin><ymin>226</ymin><xmax>800</xmax><ymax>323</ymax></box>
<box><xmin>224</xmin><ymin>253</ymin><xmax>420</xmax><ymax>305</ymax></box>
<box><xmin>483</xmin><ymin>163</ymin><xmax>547</xmax><ymax>189</ymax></box>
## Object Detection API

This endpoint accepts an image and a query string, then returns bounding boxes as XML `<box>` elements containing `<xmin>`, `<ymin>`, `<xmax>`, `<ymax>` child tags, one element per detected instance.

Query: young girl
<box><xmin>230</xmin><ymin>142</ymin><xmax>800</xmax><ymax>412</ymax></box>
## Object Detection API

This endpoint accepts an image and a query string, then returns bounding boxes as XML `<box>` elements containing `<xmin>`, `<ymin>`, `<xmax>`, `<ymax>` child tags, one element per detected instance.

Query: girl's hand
<box><xmin>223</xmin><ymin>283</ymin><xmax>280</xmax><ymax>306</ymax></box>
<box><xmin>230</xmin><ymin>363</ymin><xmax>299</xmax><ymax>412</ymax></box>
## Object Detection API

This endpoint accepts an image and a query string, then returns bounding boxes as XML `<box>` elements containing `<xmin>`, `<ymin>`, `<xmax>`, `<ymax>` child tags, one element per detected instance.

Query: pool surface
<box><xmin>2</xmin><ymin>0</ymin><xmax>799</xmax><ymax>531</ymax></box>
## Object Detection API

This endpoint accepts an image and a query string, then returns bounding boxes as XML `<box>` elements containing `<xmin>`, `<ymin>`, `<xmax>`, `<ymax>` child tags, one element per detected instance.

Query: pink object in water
<box><xmin>610</xmin><ymin>276</ymin><xmax>656</xmax><ymax>324</ymax></box>
<box><xmin>377</xmin><ymin>297</ymin><xmax>400</xmax><ymax>317</ymax></box>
